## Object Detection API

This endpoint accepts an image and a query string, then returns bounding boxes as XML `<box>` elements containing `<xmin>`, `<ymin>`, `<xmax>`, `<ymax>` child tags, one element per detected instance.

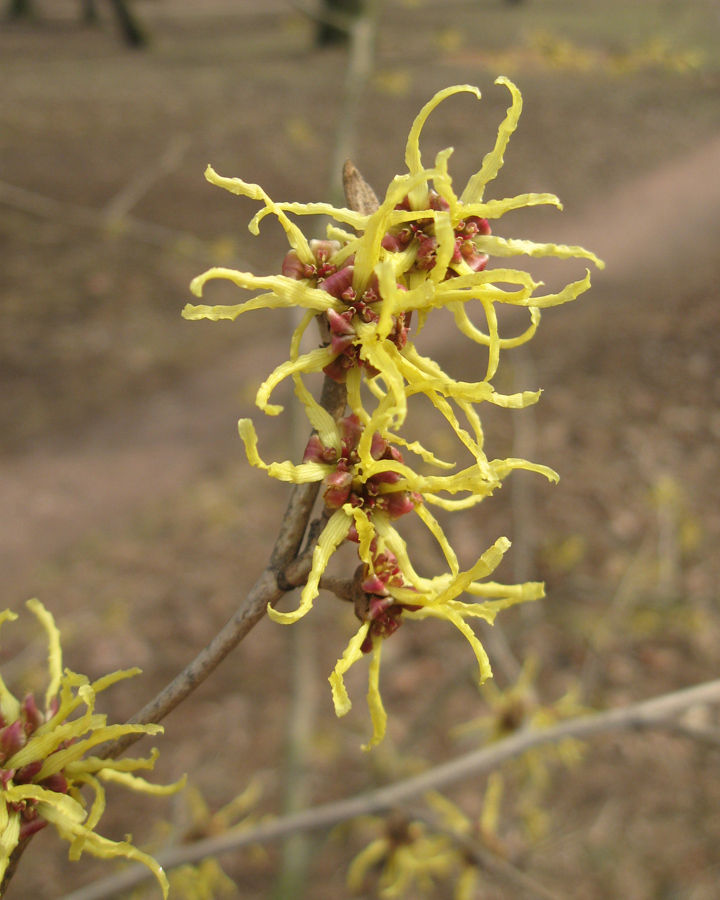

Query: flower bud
<box><xmin>322</xmin><ymin>470</ymin><xmax>354</xmax><ymax>508</ymax></box>
<box><xmin>281</xmin><ymin>250</ymin><xmax>307</xmax><ymax>280</ymax></box>
<box><xmin>309</xmin><ymin>239</ymin><xmax>341</xmax><ymax>265</ymax></box>
<box><xmin>361</xmin><ymin>574</ymin><xmax>388</xmax><ymax>596</ymax></box>
<box><xmin>15</xmin><ymin>761</ymin><xmax>42</xmax><ymax>784</ymax></box>
<box><xmin>40</xmin><ymin>772</ymin><xmax>69</xmax><ymax>794</ymax></box>
<box><xmin>0</xmin><ymin>720</ymin><xmax>27</xmax><ymax>760</ymax></box>
<box><xmin>382</xmin><ymin>492</ymin><xmax>416</xmax><ymax>519</ymax></box>
<box><xmin>320</xmin><ymin>265</ymin><xmax>355</xmax><ymax>300</ymax></box>
<box><xmin>22</xmin><ymin>694</ymin><xmax>44</xmax><ymax>734</ymax></box>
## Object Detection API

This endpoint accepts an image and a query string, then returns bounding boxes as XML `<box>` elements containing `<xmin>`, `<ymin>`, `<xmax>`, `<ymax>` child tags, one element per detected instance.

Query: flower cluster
<box><xmin>184</xmin><ymin>78</ymin><xmax>602</xmax><ymax>747</ymax></box>
<box><xmin>0</xmin><ymin>600</ymin><xmax>184</xmax><ymax>895</ymax></box>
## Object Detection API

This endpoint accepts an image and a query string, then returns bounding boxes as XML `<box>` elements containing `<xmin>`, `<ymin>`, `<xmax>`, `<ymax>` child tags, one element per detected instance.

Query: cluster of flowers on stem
<box><xmin>0</xmin><ymin>600</ymin><xmax>184</xmax><ymax>895</ymax></box>
<box><xmin>184</xmin><ymin>78</ymin><xmax>602</xmax><ymax>748</ymax></box>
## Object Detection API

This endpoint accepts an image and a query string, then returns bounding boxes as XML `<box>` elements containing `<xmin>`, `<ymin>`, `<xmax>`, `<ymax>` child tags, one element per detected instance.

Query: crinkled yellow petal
<box><xmin>373</xmin><ymin>516</ymin><xmax>435</xmax><ymax>592</ymax></box>
<box><xmin>9</xmin><ymin>704</ymin><xmax>104</xmax><ymax>771</ymax></box>
<box><xmin>347</xmin><ymin>838</ymin><xmax>390</xmax><ymax>891</ymax></box>
<box><xmin>67</xmin><ymin>772</ymin><xmax>105</xmax><ymax>861</ymax></box>
<box><xmin>256</xmin><ymin>346</ymin><xmax>335</xmax><ymax>416</ymax></box>
<box><xmin>451</xmin><ymin>303</ymin><xmax>541</xmax><ymax>351</ymax></box>
<box><xmin>481</xmin><ymin>296</ymin><xmax>500</xmax><ymax>381</ymax></box>
<box><xmin>252</xmin><ymin>200</ymin><xmax>367</xmax><ymax>233</ymax></box>
<box><xmin>26</xmin><ymin>598</ymin><xmax>63</xmax><ymax>710</ymax></box>
<box><xmin>205</xmin><ymin>166</ymin><xmax>312</xmax><ymax>263</ymax></box>
<box><xmin>423</xmin><ymin>493</ymin><xmax>487</xmax><ymax>511</ymax></box>
<box><xmin>89</xmin><ymin>667</ymin><xmax>142</xmax><ymax>696</ymax></box>
<box><xmin>345</xmin><ymin>365</ymin><xmax>368</xmax><ymax>424</ymax></box>
<box><xmin>268</xmin><ymin>508</ymin><xmax>351</xmax><ymax>624</ymax></box>
<box><xmin>433</xmin><ymin>606</ymin><xmax>493</xmax><ymax>682</ymax></box>
<box><xmin>481</xmin><ymin>771</ymin><xmax>504</xmax><ymax>836</ymax></box>
<box><xmin>6</xmin><ymin>783</ymin><xmax>86</xmax><ymax>823</ymax></box>
<box><xmin>362</xmin><ymin>636</ymin><xmax>387</xmax><ymax>751</ymax></box>
<box><xmin>186</xmin><ymin>270</ymin><xmax>338</xmax><ymax>315</ymax></box>
<box><xmin>455</xmin><ymin>865</ymin><xmax>480</xmax><ymax>900</ymax></box>
<box><xmin>464</xmin><ymin>580</ymin><xmax>545</xmax><ymax>602</ymax></box>
<box><xmin>290</xmin><ymin>311</ymin><xmax>342</xmax><ymax>451</ymax></box>
<box><xmin>98</xmin><ymin>769</ymin><xmax>187</xmax><ymax>796</ymax></box>
<box><xmin>405</xmin><ymin>84</ymin><xmax>481</xmax><ymax>208</ymax></box>
<box><xmin>524</xmin><ymin>269</ymin><xmax>595</xmax><ymax>308</ymax></box>
<box><xmin>424</xmin><ymin>792</ymin><xmax>471</xmax><ymax>834</ymax></box>
<box><xmin>387</xmin><ymin>434</ymin><xmax>456</xmax><ymax>470</ymax></box>
<box><xmin>238</xmin><ymin>418</ymin><xmax>331</xmax><ymax>483</ymax></box>
<box><xmin>433</xmin><ymin>537</ymin><xmax>511</xmax><ymax>605</ymax></box>
<box><xmin>475</xmin><ymin>235</ymin><xmax>603</xmax><ymax>268</ymax></box>
<box><xmin>376</xmin><ymin>259</ymin><xmax>400</xmax><ymax>342</ymax></box>
<box><xmin>359</xmin><ymin>340</ymin><xmax>407</xmax><ymax>429</ymax></box>
<box><xmin>490</xmin><ymin>457</ymin><xmax>559</xmax><ymax>484</ymax></box>
<box><xmin>66</xmin><ymin>748</ymin><xmax>160</xmax><ymax>776</ymax></box>
<box><xmin>40</xmin><ymin>799</ymin><xmax>170</xmax><ymax>898</ymax></box>
<box><xmin>460</xmin><ymin>76</ymin><xmax>522</xmax><ymax>205</ymax></box>
<box><xmin>351</xmin><ymin>507</ymin><xmax>376</xmax><ymax>569</ymax></box>
<box><xmin>329</xmin><ymin>622</ymin><xmax>371</xmax><ymax>717</ymax></box>
<box><xmin>34</xmin><ymin>724</ymin><xmax>163</xmax><ymax>782</ymax></box>
<box><xmin>414</xmin><ymin>504</ymin><xmax>459</xmax><ymax>576</ymax></box>
<box><xmin>0</xmin><ymin>807</ymin><xmax>20</xmax><ymax>884</ymax></box>
<box><xmin>461</xmin><ymin>192</ymin><xmax>562</xmax><ymax>220</ymax></box>
<box><xmin>0</xmin><ymin>610</ymin><xmax>20</xmax><ymax>724</ymax></box>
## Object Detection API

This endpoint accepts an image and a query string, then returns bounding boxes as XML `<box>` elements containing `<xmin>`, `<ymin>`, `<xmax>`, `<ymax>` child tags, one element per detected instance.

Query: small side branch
<box><xmin>59</xmin><ymin>678</ymin><xmax>720</xmax><ymax>900</ymax></box>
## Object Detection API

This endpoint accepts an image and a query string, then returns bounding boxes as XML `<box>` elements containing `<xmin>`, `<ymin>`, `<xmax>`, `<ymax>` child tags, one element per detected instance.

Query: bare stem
<box><xmin>58</xmin><ymin>678</ymin><xmax>720</xmax><ymax>900</ymax></box>
<box><xmin>94</xmin><ymin>376</ymin><xmax>346</xmax><ymax>762</ymax></box>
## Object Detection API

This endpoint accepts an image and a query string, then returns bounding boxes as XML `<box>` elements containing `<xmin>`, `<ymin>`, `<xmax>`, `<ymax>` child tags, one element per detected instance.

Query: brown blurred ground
<box><xmin>1</xmin><ymin>1</ymin><xmax>720</xmax><ymax>898</ymax></box>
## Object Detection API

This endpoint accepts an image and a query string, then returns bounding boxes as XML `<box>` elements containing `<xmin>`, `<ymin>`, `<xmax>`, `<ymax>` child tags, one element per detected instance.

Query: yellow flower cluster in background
<box><xmin>0</xmin><ymin>600</ymin><xmax>184</xmax><ymax>896</ymax></box>
<box><xmin>184</xmin><ymin>78</ymin><xmax>602</xmax><ymax>748</ymax></box>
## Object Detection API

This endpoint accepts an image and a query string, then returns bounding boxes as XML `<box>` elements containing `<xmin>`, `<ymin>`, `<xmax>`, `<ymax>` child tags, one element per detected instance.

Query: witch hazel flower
<box><xmin>185</xmin><ymin>77</ymin><xmax>602</xmax><ymax>748</ymax></box>
<box><xmin>183</xmin><ymin>77</ymin><xmax>602</xmax><ymax>435</ymax></box>
<box><xmin>0</xmin><ymin>600</ymin><xmax>185</xmax><ymax>895</ymax></box>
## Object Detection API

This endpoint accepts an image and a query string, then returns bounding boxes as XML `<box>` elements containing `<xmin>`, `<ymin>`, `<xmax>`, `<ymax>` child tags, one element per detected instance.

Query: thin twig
<box><xmin>95</xmin><ymin>376</ymin><xmax>347</xmax><ymax>763</ymax></box>
<box><xmin>58</xmin><ymin>678</ymin><xmax>720</xmax><ymax>900</ymax></box>
<box><xmin>103</xmin><ymin>134</ymin><xmax>190</xmax><ymax>222</ymax></box>
<box><xmin>0</xmin><ymin>179</ymin><xmax>249</xmax><ymax>268</ymax></box>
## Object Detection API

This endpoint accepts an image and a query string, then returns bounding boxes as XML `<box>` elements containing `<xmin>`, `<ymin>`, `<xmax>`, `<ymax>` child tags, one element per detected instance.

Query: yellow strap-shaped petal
<box><xmin>329</xmin><ymin>622</ymin><xmax>371</xmax><ymax>717</ymax></box>
<box><xmin>461</xmin><ymin>76</ymin><xmax>522</xmax><ymax>204</ymax></box>
<box><xmin>40</xmin><ymin>800</ymin><xmax>170</xmax><ymax>898</ymax></box>
<box><xmin>205</xmin><ymin>165</ymin><xmax>313</xmax><ymax>263</ymax></box>
<box><xmin>35</xmin><ymin>723</ymin><xmax>163</xmax><ymax>782</ymax></box>
<box><xmin>251</xmin><ymin>200</ymin><xmax>367</xmax><ymax>233</ymax></box>
<box><xmin>238</xmin><ymin>418</ymin><xmax>330</xmax><ymax>483</ymax></box>
<box><xmin>361</xmin><ymin>636</ymin><xmax>387</xmax><ymax>751</ymax></box>
<box><xmin>66</xmin><ymin>748</ymin><xmax>159</xmax><ymax>776</ymax></box>
<box><xmin>414</xmin><ymin>504</ymin><xmax>459</xmax><ymax>576</ymax></box>
<box><xmin>268</xmin><ymin>509</ymin><xmax>351</xmax><ymax>624</ymax></box>
<box><xmin>475</xmin><ymin>235</ymin><xmax>604</xmax><ymax>269</ymax></box>
<box><xmin>26</xmin><ymin>599</ymin><xmax>63</xmax><ymax>710</ymax></box>
<box><xmin>347</xmin><ymin>838</ymin><xmax>390</xmax><ymax>891</ymax></box>
<box><xmin>0</xmin><ymin>808</ymin><xmax>20</xmax><ymax>883</ymax></box>
<box><xmin>490</xmin><ymin>457</ymin><xmax>559</xmax><ymax>484</ymax></box>
<box><xmin>405</xmin><ymin>84</ymin><xmax>481</xmax><ymax>208</ymax></box>
<box><xmin>256</xmin><ymin>346</ymin><xmax>335</xmax><ymax>416</ymax></box>
<box><xmin>98</xmin><ymin>769</ymin><xmax>187</xmax><ymax>795</ymax></box>
<box><xmin>432</xmin><ymin>537</ymin><xmax>511</xmax><ymax>606</ymax></box>
<box><xmin>0</xmin><ymin>610</ymin><xmax>20</xmax><ymax>724</ymax></box>
<box><xmin>461</xmin><ymin>192</ymin><xmax>562</xmax><ymax>219</ymax></box>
